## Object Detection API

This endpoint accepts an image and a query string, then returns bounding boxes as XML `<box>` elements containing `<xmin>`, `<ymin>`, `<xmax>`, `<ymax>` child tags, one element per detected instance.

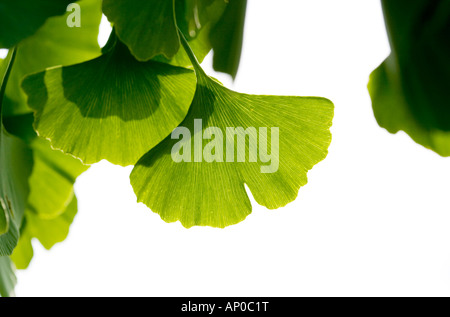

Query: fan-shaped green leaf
<box><xmin>130</xmin><ymin>38</ymin><xmax>333</xmax><ymax>228</ymax></box>
<box><xmin>3</xmin><ymin>0</ymin><xmax>102</xmax><ymax>117</ymax></box>
<box><xmin>22</xmin><ymin>36</ymin><xmax>197</xmax><ymax>166</ymax></box>
<box><xmin>0</xmin><ymin>0</ymin><xmax>72</xmax><ymax>48</ymax></box>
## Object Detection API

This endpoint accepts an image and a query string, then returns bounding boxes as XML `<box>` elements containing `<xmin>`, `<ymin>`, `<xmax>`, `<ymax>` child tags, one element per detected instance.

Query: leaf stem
<box><xmin>0</xmin><ymin>47</ymin><xmax>17</xmax><ymax>118</ymax></box>
<box><xmin>177</xmin><ymin>28</ymin><xmax>207</xmax><ymax>80</ymax></box>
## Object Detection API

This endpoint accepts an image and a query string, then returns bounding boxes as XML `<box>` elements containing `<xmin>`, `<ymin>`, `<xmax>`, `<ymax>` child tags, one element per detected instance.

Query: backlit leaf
<box><xmin>4</xmin><ymin>114</ymin><xmax>88</xmax><ymax>219</ymax></box>
<box><xmin>23</xmin><ymin>35</ymin><xmax>197</xmax><ymax>166</ymax></box>
<box><xmin>11</xmin><ymin>196</ymin><xmax>78</xmax><ymax>270</ymax></box>
<box><xmin>3</xmin><ymin>0</ymin><xmax>102</xmax><ymax>117</ymax></box>
<box><xmin>130</xmin><ymin>36</ymin><xmax>333</xmax><ymax>228</ymax></box>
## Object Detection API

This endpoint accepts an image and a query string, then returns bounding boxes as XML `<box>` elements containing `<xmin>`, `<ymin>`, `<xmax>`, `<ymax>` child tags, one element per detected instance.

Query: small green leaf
<box><xmin>130</xmin><ymin>36</ymin><xmax>333</xmax><ymax>228</ymax></box>
<box><xmin>103</xmin><ymin>0</ymin><xmax>180</xmax><ymax>61</ymax></box>
<box><xmin>369</xmin><ymin>0</ymin><xmax>450</xmax><ymax>155</ymax></box>
<box><xmin>0</xmin><ymin>0</ymin><xmax>72</xmax><ymax>48</ymax></box>
<box><xmin>23</xmin><ymin>37</ymin><xmax>197</xmax><ymax>166</ymax></box>
<box><xmin>3</xmin><ymin>0</ymin><xmax>102</xmax><ymax>117</ymax></box>
<box><xmin>0</xmin><ymin>256</ymin><xmax>16</xmax><ymax>297</ymax></box>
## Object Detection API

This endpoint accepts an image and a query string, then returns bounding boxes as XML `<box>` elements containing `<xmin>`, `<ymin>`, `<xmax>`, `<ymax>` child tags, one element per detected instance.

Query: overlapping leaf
<box><xmin>0</xmin><ymin>0</ymin><xmax>72</xmax><ymax>48</ymax></box>
<box><xmin>4</xmin><ymin>114</ymin><xmax>88</xmax><ymax>219</ymax></box>
<box><xmin>130</xmin><ymin>37</ymin><xmax>334</xmax><ymax>228</ymax></box>
<box><xmin>23</xmin><ymin>33</ymin><xmax>197</xmax><ymax>166</ymax></box>
<box><xmin>209</xmin><ymin>0</ymin><xmax>247</xmax><ymax>78</ymax></box>
<box><xmin>3</xmin><ymin>0</ymin><xmax>102</xmax><ymax>117</ymax></box>
<box><xmin>0</xmin><ymin>51</ymin><xmax>33</xmax><ymax>256</ymax></box>
<box><xmin>156</xmin><ymin>0</ymin><xmax>228</xmax><ymax>67</ymax></box>
<box><xmin>103</xmin><ymin>0</ymin><xmax>180</xmax><ymax>61</ymax></box>
<box><xmin>11</xmin><ymin>196</ymin><xmax>78</xmax><ymax>270</ymax></box>
<box><xmin>369</xmin><ymin>0</ymin><xmax>450</xmax><ymax>155</ymax></box>
<box><xmin>3</xmin><ymin>112</ymin><xmax>87</xmax><ymax>269</ymax></box>
<box><xmin>102</xmin><ymin>0</ymin><xmax>243</xmax><ymax>76</ymax></box>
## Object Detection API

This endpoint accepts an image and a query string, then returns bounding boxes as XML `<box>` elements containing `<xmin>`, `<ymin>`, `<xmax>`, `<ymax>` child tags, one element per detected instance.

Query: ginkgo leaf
<box><xmin>0</xmin><ymin>51</ymin><xmax>33</xmax><ymax>256</ymax></box>
<box><xmin>369</xmin><ymin>56</ymin><xmax>450</xmax><ymax>156</ymax></box>
<box><xmin>154</xmin><ymin>0</ymin><xmax>228</xmax><ymax>68</ymax></box>
<box><xmin>4</xmin><ymin>114</ymin><xmax>88</xmax><ymax>218</ymax></box>
<box><xmin>209</xmin><ymin>0</ymin><xmax>247</xmax><ymax>78</ymax></box>
<box><xmin>103</xmin><ymin>0</ymin><xmax>180</xmax><ymax>61</ymax></box>
<box><xmin>369</xmin><ymin>0</ymin><xmax>450</xmax><ymax>155</ymax></box>
<box><xmin>3</xmin><ymin>0</ymin><xmax>102</xmax><ymax>117</ymax></box>
<box><xmin>22</xmin><ymin>35</ymin><xmax>197</xmax><ymax>166</ymax></box>
<box><xmin>130</xmin><ymin>35</ymin><xmax>333</xmax><ymax>228</ymax></box>
<box><xmin>0</xmin><ymin>0</ymin><xmax>72</xmax><ymax>48</ymax></box>
<box><xmin>3</xmin><ymin>115</ymin><xmax>86</xmax><ymax>268</ymax></box>
<box><xmin>11</xmin><ymin>196</ymin><xmax>78</xmax><ymax>270</ymax></box>
<box><xmin>0</xmin><ymin>256</ymin><xmax>16</xmax><ymax>297</ymax></box>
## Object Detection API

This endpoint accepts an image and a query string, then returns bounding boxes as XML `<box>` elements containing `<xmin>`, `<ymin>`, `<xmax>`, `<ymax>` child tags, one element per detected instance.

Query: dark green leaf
<box><xmin>155</xmin><ymin>0</ymin><xmax>228</xmax><ymax>67</ymax></box>
<box><xmin>0</xmin><ymin>0</ymin><xmax>72</xmax><ymax>48</ymax></box>
<box><xmin>209</xmin><ymin>0</ymin><xmax>247</xmax><ymax>78</ymax></box>
<box><xmin>369</xmin><ymin>0</ymin><xmax>450</xmax><ymax>155</ymax></box>
<box><xmin>103</xmin><ymin>0</ymin><xmax>180</xmax><ymax>61</ymax></box>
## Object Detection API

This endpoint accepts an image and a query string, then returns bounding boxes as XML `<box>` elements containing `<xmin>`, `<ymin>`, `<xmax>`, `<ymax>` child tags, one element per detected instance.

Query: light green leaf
<box><xmin>103</xmin><ymin>0</ymin><xmax>180</xmax><ymax>61</ymax></box>
<box><xmin>4</xmin><ymin>113</ymin><xmax>88</xmax><ymax>219</ymax></box>
<box><xmin>9</xmin><ymin>229</ymin><xmax>33</xmax><ymax>271</ymax></box>
<box><xmin>369</xmin><ymin>0</ymin><xmax>450</xmax><ymax>155</ymax></box>
<box><xmin>0</xmin><ymin>257</ymin><xmax>16</xmax><ymax>297</ymax></box>
<box><xmin>23</xmin><ymin>36</ymin><xmax>197</xmax><ymax>166</ymax></box>
<box><xmin>3</xmin><ymin>0</ymin><xmax>102</xmax><ymax>117</ymax></box>
<box><xmin>0</xmin><ymin>0</ymin><xmax>72</xmax><ymax>48</ymax></box>
<box><xmin>130</xmin><ymin>37</ymin><xmax>333</xmax><ymax>228</ymax></box>
<box><xmin>11</xmin><ymin>196</ymin><xmax>78</xmax><ymax>270</ymax></box>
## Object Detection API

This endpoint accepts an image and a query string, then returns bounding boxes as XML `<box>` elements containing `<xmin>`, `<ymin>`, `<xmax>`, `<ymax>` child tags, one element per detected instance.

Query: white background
<box><xmin>9</xmin><ymin>0</ymin><xmax>450</xmax><ymax>296</ymax></box>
